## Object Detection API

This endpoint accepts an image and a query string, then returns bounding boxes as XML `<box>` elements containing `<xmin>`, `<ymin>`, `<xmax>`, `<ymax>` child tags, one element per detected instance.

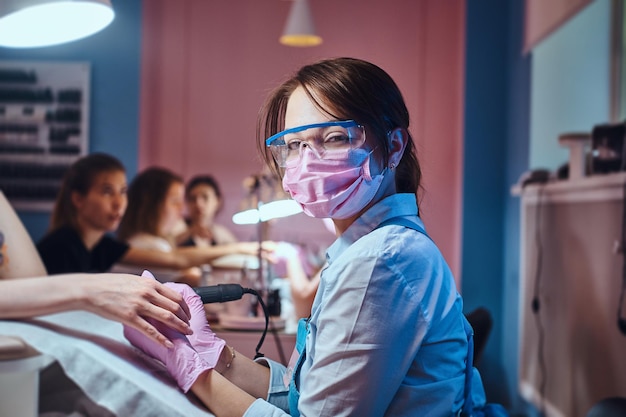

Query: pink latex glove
<box><xmin>123</xmin><ymin>315</ymin><xmax>211</xmax><ymax>393</ymax></box>
<box><xmin>163</xmin><ymin>282</ymin><xmax>226</xmax><ymax>369</ymax></box>
<box><xmin>123</xmin><ymin>270</ymin><xmax>212</xmax><ymax>392</ymax></box>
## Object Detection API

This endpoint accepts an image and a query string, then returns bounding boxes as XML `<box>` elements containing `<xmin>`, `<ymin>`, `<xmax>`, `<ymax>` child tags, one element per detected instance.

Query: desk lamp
<box><xmin>232</xmin><ymin>171</ymin><xmax>302</xmax><ymax>297</ymax></box>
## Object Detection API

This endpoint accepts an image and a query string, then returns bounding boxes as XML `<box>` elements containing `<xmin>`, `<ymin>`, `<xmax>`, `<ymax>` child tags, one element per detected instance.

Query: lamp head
<box><xmin>232</xmin><ymin>172</ymin><xmax>302</xmax><ymax>225</ymax></box>
<box><xmin>280</xmin><ymin>0</ymin><xmax>322</xmax><ymax>47</ymax></box>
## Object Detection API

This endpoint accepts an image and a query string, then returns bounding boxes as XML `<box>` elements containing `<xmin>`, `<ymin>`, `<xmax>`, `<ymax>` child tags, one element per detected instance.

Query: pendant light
<box><xmin>0</xmin><ymin>0</ymin><xmax>114</xmax><ymax>48</ymax></box>
<box><xmin>280</xmin><ymin>0</ymin><xmax>322</xmax><ymax>47</ymax></box>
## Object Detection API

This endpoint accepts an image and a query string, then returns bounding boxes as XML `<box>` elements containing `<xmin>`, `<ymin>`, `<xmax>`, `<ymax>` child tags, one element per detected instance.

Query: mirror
<box><xmin>620</xmin><ymin>0</ymin><xmax>626</xmax><ymax>120</ymax></box>
<box><xmin>612</xmin><ymin>0</ymin><xmax>626</xmax><ymax>121</ymax></box>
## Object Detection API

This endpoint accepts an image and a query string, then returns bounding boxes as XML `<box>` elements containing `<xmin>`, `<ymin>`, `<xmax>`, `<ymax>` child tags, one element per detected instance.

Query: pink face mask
<box><xmin>282</xmin><ymin>147</ymin><xmax>385</xmax><ymax>219</ymax></box>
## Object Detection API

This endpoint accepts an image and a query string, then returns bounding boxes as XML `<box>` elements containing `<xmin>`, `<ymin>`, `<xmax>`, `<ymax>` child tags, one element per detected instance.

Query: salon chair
<box><xmin>465</xmin><ymin>307</ymin><xmax>493</xmax><ymax>364</ymax></box>
<box><xmin>0</xmin><ymin>335</ymin><xmax>53</xmax><ymax>417</ymax></box>
<box><xmin>0</xmin><ymin>191</ymin><xmax>47</xmax><ymax>279</ymax></box>
<box><xmin>586</xmin><ymin>397</ymin><xmax>626</xmax><ymax>417</ymax></box>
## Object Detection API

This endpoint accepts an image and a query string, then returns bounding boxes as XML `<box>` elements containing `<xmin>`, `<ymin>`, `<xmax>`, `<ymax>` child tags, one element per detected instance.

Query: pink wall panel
<box><xmin>414</xmin><ymin>1</ymin><xmax>466</xmax><ymax>284</ymax></box>
<box><xmin>139</xmin><ymin>0</ymin><xmax>465</xmax><ymax>282</ymax></box>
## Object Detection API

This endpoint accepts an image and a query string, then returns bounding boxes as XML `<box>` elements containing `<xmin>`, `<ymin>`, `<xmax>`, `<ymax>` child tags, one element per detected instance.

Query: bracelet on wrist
<box><xmin>218</xmin><ymin>346</ymin><xmax>235</xmax><ymax>374</ymax></box>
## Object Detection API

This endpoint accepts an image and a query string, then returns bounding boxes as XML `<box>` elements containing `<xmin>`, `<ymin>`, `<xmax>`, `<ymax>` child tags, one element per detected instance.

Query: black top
<box><xmin>37</xmin><ymin>226</ymin><xmax>129</xmax><ymax>275</ymax></box>
<box><xmin>179</xmin><ymin>236</ymin><xmax>217</xmax><ymax>247</ymax></box>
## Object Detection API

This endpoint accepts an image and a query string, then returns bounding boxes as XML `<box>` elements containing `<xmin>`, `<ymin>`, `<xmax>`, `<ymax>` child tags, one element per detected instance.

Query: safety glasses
<box><xmin>265</xmin><ymin>120</ymin><xmax>366</xmax><ymax>167</ymax></box>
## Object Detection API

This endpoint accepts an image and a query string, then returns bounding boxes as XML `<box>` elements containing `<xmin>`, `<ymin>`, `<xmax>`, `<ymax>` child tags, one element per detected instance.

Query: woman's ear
<box><xmin>388</xmin><ymin>128</ymin><xmax>408</xmax><ymax>168</ymax></box>
<box><xmin>70</xmin><ymin>191</ymin><xmax>84</xmax><ymax>211</ymax></box>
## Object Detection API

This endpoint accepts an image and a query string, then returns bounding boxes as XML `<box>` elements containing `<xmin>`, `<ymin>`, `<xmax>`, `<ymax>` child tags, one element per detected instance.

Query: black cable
<box><xmin>242</xmin><ymin>287</ymin><xmax>269</xmax><ymax>359</ymax></box>
<box><xmin>198</xmin><ymin>284</ymin><xmax>288</xmax><ymax>363</ymax></box>
<box><xmin>530</xmin><ymin>185</ymin><xmax>547</xmax><ymax>416</ymax></box>
<box><xmin>251</xmin><ymin>289</ymin><xmax>287</xmax><ymax>365</ymax></box>
<box><xmin>618</xmin><ymin>182</ymin><xmax>626</xmax><ymax>336</ymax></box>
<box><xmin>531</xmin><ymin>185</ymin><xmax>544</xmax><ymax>314</ymax></box>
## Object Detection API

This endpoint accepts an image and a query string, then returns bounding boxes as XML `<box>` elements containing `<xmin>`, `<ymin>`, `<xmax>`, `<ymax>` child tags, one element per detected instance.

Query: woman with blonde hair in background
<box><xmin>114</xmin><ymin>167</ymin><xmax>202</xmax><ymax>286</ymax></box>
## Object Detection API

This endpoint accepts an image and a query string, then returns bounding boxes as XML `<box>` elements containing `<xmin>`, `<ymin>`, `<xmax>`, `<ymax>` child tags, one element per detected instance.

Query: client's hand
<box><xmin>235</xmin><ymin>240</ymin><xmax>278</xmax><ymax>257</ymax></box>
<box><xmin>269</xmin><ymin>242</ymin><xmax>300</xmax><ymax>263</ymax></box>
<box><xmin>163</xmin><ymin>282</ymin><xmax>226</xmax><ymax>369</ymax></box>
<box><xmin>79</xmin><ymin>271</ymin><xmax>192</xmax><ymax>349</ymax></box>
<box><xmin>124</xmin><ymin>276</ymin><xmax>228</xmax><ymax>392</ymax></box>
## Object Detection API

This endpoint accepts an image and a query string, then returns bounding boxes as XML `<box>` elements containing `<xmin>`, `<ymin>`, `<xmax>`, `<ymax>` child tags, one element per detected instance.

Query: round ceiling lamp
<box><xmin>0</xmin><ymin>0</ymin><xmax>114</xmax><ymax>48</ymax></box>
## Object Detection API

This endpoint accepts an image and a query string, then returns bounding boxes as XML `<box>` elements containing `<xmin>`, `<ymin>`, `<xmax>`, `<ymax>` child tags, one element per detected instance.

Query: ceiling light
<box><xmin>0</xmin><ymin>0</ymin><xmax>114</xmax><ymax>48</ymax></box>
<box><xmin>280</xmin><ymin>0</ymin><xmax>322</xmax><ymax>47</ymax></box>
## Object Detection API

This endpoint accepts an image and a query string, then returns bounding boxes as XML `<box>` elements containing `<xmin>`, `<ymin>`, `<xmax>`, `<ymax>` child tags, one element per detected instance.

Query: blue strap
<box><xmin>461</xmin><ymin>317</ymin><xmax>475</xmax><ymax>417</ymax></box>
<box><xmin>376</xmin><ymin>216</ymin><xmax>431</xmax><ymax>241</ymax></box>
<box><xmin>288</xmin><ymin>318</ymin><xmax>309</xmax><ymax>417</ymax></box>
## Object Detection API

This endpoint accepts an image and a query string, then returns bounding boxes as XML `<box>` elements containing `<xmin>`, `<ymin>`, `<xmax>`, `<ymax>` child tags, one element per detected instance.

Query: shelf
<box><xmin>511</xmin><ymin>171</ymin><xmax>626</xmax><ymax>204</ymax></box>
<box><xmin>515</xmin><ymin>171</ymin><xmax>626</xmax><ymax>416</ymax></box>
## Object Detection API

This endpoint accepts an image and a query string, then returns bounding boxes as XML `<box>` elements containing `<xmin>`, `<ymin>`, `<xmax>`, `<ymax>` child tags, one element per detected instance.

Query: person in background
<box><xmin>114</xmin><ymin>167</ymin><xmax>201</xmax><ymax>286</ymax></box>
<box><xmin>123</xmin><ymin>57</ymin><xmax>491</xmax><ymax>416</ymax></box>
<box><xmin>178</xmin><ymin>175</ymin><xmax>238</xmax><ymax>247</ymax></box>
<box><xmin>36</xmin><ymin>153</ymin><xmax>273</xmax><ymax>277</ymax></box>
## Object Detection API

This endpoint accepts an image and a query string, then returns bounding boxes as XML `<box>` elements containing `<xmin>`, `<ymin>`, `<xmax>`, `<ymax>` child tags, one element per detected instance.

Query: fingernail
<box><xmin>164</xmin><ymin>340</ymin><xmax>174</xmax><ymax>349</ymax></box>
<box><xmin>141</xmin><ymin>270</ymin><xmax>156</xmax><ymax>279</ymax></box>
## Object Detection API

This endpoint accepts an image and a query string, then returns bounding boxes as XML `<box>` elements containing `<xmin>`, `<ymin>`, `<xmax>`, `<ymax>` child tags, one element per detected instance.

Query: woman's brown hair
<box><xmin>50</xmin><ymin>153</ymin><xmax>125</xmax><ymax>232</ymax></box>
<box><xmin>257</xmin><ymin>57</ymin><xmax>421</xmax><ymax>194</ymax></box>
<box><xmin>117</xmin><ymin>167</ymin><xmax>183</xmax><ymax>241</ymax></box>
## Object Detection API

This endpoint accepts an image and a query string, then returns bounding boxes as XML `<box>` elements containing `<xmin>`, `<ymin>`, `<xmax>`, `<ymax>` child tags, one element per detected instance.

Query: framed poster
<box><xmin>0</xmin><ymin>61</ymin><xmax>90</xmax><ymax>211</ymax></box>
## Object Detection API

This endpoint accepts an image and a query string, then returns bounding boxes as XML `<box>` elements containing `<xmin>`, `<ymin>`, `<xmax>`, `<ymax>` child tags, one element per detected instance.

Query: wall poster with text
<box><xmin>0</xmin><ymin>61</ymin><xmax>90</xmax><ymax>211</ymax></box>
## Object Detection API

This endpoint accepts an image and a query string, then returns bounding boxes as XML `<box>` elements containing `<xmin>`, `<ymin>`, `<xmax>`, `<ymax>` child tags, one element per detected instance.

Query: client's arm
<box><xmin>272</xmin><ymin>242</ymin><xmax>323</xmax><ymax>319</ymax></box>
<box><xmin>0</xmin><ymin>273</ymin><xmax>192</xmax><ymax>348</ymax></box>
<box><xmin>121</xmin><ymin>241</ymin><xmax>276</xmax><ymax>270</ymax></box>
<box><xmin>286</xmin><ymin>263</ymin><xmax>321</xmax><ymax>320</ymax></box>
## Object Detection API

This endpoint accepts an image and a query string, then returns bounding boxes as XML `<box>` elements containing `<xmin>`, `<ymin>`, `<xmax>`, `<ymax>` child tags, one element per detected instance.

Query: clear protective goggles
<box><xmin>265</xmin><ymin>120</ymin><xmax>366</xmax><ymax>167</ymax></box>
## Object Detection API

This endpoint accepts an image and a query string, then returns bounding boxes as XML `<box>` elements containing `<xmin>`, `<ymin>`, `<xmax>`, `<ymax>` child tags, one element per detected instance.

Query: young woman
<box><xmin>37</xmin><ymin>153</ymin><xmax>270</xmax><ymax>276</ymax></box>
<box><xmin>124</xmin><ymin>57</ymin><xmax>490</xmax><ymax>416</ymax></box>
<box><xmin>178</xmin><ymin>175</ymin><xmax>238</xmax><ymax>247</ymax></box>
<box><xmin>114</xmin><ymin>167</ymin><xmax>201</xmax><ymax>285</ymax></box>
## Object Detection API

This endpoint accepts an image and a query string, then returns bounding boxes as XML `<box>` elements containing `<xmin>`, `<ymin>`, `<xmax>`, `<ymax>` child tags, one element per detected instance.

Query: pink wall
<box><xmin>139</xmin><ymin>0</ymin><xmax>466</xmax><ymax>282</ymax></box>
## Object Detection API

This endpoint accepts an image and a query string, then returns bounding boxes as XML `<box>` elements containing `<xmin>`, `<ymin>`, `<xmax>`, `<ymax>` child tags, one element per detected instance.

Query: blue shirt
<box><xmin>245</xmin><ymin>193</ymin><xmax>485</xmax><ymax>416</ymax></box>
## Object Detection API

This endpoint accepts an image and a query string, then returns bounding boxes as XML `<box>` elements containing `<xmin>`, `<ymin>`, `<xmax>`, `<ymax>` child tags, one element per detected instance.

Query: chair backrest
<box><xmin>586</xmin><ymin>397</ymin><xmax>626</xmax><ymax>417</ymax></box>
<box><xmin>0</xmin><ymin>191</ymin><xmax>47</xmax><ymax>278</ymax></box>
<box><xmin>465</xmin><ymin>307</ymin><xmax>493</xmax><ymax>364</ymax></box>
